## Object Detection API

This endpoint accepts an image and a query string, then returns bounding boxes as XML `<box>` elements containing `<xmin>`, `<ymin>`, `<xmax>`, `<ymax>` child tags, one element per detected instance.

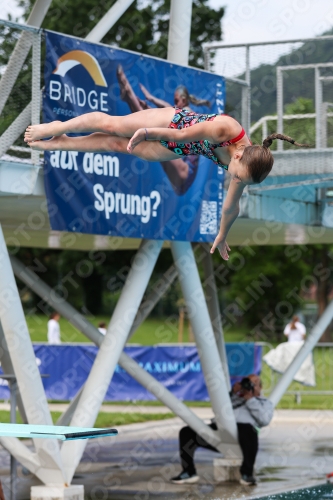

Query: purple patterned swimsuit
<box><xmin>160</xmin><ymin>108</ymin><xmax>246</xmax><ymax>170</ymax></box>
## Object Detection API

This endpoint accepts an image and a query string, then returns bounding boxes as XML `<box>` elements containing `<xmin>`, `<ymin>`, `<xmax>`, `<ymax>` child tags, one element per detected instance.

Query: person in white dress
<box><xmin>47</xmin><ymin>312</ymin><xmax>61</xmax><ymax>345</ymax></box>
<box><xmin>284</xmin><ymin>316</ymin><xmax>306</xmax><ymax>343</ymax></box>
<box><xmin>263</xmin><ymin>315</ymin><xmax>315</xmax><ymax>386</ymax></box>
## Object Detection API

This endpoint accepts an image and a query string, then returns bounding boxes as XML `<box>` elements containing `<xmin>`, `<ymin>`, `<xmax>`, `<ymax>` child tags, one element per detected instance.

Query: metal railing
<box><xmin>277</xmin><ymin>63</ymin><xmax>333</xmax><ymax>150</ymax></box>
<box><xmin>250</xmin><ymin>112</ymin><xmax>333</xmax><ymax>146</ymax></box>
<box><xmin>204</xmin><ymin>35</ymin><xmax>333</xmax><ymax>152</ymax></box>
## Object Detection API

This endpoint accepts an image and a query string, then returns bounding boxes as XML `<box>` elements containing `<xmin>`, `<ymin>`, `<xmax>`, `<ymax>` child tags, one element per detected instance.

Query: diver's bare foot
<box><xmin>24</xmin><ymin>121</ymin><xmax>62</xmax><ymax>142</ymax></box>
<box><xmin>28</xmin><ymin>134</ymin><xmax>68</xmax><ymax>151</ymax></box>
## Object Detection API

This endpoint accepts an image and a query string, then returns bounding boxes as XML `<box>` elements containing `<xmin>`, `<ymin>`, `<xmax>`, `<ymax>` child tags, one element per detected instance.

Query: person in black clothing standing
<box><xmin>171</xmin><ymin>374</ymin><xmax>273</xmax><ymax>486</ymax></box>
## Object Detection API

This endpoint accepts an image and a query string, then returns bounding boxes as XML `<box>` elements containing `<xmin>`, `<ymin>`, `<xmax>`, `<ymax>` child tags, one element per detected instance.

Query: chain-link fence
<box><xmin>0</xmin><ymin>19</ymin><xmax>41</xmax><ymax>165</ymax></box>
<box><xmin>204</xmin><ymin>35</ymin><xmax>333</xmax><ymax>231</ymax></box>
<box><xmin>3</xmin><ymin>23</ymin><xmax>333</xmax><ymax>165</ymax></box>
<box><xmin>204</xmin><ymin>36</ymin><xmax>333</xmax><ymax>153</ymax></box>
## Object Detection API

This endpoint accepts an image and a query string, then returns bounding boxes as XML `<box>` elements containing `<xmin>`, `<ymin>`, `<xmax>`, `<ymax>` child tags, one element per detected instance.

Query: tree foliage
<box><xmin>226</xmin><ymin>28</ymin><xmax>333</xmax><ymax>123</ymax></box>
<box><xmin>218</xmin><ymin>243</ymin><xmax>333</xmax><ymax>341</ymax></box>
<box><xmin>17</xmin><ymin>0</ymin><xmax>224</xmax><ymax>68</ymax></box>
<box><xmin>251</xmin><ymin>97</ymin><xmax>316</xmax><ymax>150</ymax></box>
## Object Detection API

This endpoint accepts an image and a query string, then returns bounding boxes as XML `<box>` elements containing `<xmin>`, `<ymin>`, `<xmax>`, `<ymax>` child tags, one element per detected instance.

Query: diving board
<box><xmin>0</xmin><ymin>424</ymin><xmax>118</xmax><ymax>440</ymax></box>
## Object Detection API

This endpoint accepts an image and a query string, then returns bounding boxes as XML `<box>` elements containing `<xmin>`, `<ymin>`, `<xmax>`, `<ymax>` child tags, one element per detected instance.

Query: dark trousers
<box><xmin>179</xmin><ymin>422</ymin><xmax>258</xmax><ymax>477</ymax></box>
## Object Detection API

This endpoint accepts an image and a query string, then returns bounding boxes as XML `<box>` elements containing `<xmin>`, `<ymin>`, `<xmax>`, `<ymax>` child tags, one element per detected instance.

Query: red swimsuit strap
<box><xmin>220</xmin><ymin>113</ymin><xmax>252</xmax><ymax>146</ymax></box>
<box><xmin>227</xmin><ymin>128</ymin><xmax>246</xmax><ymax>144</ymax></box>
<box><xmin>218</xmin><ymin>113</ymin><xmax>250</xmax><ymax>145</ymax></box>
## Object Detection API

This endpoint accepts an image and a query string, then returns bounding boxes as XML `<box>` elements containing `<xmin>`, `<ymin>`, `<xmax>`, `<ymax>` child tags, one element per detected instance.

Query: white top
<box><xmin>47</xmin><ymin>319</ymin><xmax>61</xmax><ymax>344</ymax></box>
<box><xmin>284</xmin><ymin>321</ymin><xmax>306</xmax><ymax>342</ymax></box>
<box><xmin>98</xmin><ymin>327</ymin><xmax>107</xmax><ymax>335</ymax></box>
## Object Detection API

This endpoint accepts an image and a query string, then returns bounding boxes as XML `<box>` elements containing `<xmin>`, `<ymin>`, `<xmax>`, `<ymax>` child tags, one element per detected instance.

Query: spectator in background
<box><xmin>98</xmin><ymin>322</ymin><xmax>107</xmax><ymax>335</ymax></box>
<box><xmin>284</xmin><ymin>315</ymin><xmax>306</xmax><ymax>342</ymax></box>
<box><xmin>263</xmin><ymin>314</ymin><xmax>315</xmax><ymax>386</ymax></box>
<box><xmin>171</xmin><ymin>375</ymin><xmax>273</xmax><ymax>486</ymax></box>
<box><xmin>47</xmin><ymin>312</ymin><xmax>61</xmax><ymax>345</ymax></box>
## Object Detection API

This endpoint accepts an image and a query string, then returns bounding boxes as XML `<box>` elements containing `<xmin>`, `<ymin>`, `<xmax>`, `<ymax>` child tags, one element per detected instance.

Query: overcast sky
<box><xmin>0</xmin><ymin>0</ymin><xmax>24</xmax><ymax>21</ymax></box>
<box><xmin>209</xmin><ymin>0</ymin><xmax>333</xmax><ymax>44</ymax></box>
<box><xmin>1</xmin><ymin>0</ymin><xmax>333</xmax><ymax>43</ymax></box>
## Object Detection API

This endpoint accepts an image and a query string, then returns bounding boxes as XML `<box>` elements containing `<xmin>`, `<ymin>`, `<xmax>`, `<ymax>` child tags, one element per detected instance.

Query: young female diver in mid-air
<box><xmin>24</xmin><ymin>107</ymin><xmax>310</xmax><ymax>259</ymax></box>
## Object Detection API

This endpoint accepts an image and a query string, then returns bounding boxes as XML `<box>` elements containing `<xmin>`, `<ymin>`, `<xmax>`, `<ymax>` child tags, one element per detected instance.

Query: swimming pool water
<box><xmin>258</xmin><ymin>483</ymin><xmax>333</xmax><ymax>500</ymax></box>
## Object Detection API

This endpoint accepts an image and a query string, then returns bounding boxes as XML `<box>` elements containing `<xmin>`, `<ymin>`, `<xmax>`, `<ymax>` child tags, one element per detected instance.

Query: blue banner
<box><xmin>0</xmin><ymin>344</ymin><xmax>261</xmax><ymax>401</ymax></box>
<box><xmin>43</xmin><ymin>31</ymin><xmax>226</xmax><ymax>242</ymax></box>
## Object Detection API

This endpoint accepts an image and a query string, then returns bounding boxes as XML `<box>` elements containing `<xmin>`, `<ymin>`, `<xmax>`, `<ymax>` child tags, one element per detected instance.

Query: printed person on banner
<box><xmin>116</xmin><ymin>64</ymin><xmax>211</xmax><ymax>195</ymax></box>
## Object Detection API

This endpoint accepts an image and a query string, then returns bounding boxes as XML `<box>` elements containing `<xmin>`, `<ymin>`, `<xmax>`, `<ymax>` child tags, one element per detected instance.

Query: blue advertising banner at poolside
<box><xmin>43</xmin><ymin>31</ymin><xmax>225</xmax><ymax>242</ymax></box>
<box><xmin>0</xmin><ymin>344</ymin><xmax>261</xmax><ymax>401</ymax></box>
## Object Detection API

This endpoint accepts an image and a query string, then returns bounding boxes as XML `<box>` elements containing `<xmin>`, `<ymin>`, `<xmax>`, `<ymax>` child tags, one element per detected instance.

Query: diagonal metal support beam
<box><xmin>86</xmin><ymin>0</ymin><xmax>136</xmax><ymax>43</ymax></box>
<box><xmin>11</xmin><ymin>255</ymin><xmax>107</xmax><ymax>348</ymax></box>
<box><xmin>55</xmin><ymin>387</ymin><xmax>83</xmax><ymax>427</ymax></box>
<box><xmin>0</xmin><ymin>436</ymin><xmax>41</xmax><ymax>477</ymax></box>
<box><xmin>200</xmin><ymin>244</ymin><xmax>230</xmax><ymax>390</ymax></box>
<box><xmin>0</xmin><ymin>225</ymin><xmax>64</xmax><ymax>484</ymax></box>
<box><xmin>60</xmin><ymin>239</ymin><xmax>163</xmax><ymax>483</ymax></box>
<box><xmin>0</xmin><ymin>0</ymin><xmax>52</xmax><ymax>116</ymax></box>
<box><xmin>0</xmin><ymin>324</ymin><xmax>42</xmax><ymax>477</ymax></box>
<box><xmin>0</xmin><ymin>322</ymin><xmax>28</xmax><ymax>424</ymax></box>
<box><xmin>129</xmin><ymin>244</ymin><xmax>200</xmax><ymax>340</ymax></box>
<box><xmin>11</xmin><ymin>251</ymin><xmax>240</xmax><ymax>459</ymax></box>
<box><xmin>13</xmin><ymin>253</ymin><xmax>177</xmax><ymax>424</ymax></box>
<box><xmin>58</xmin><ymin>251</ymin><xmax>178</xmax><ymax>424</ymax></box>
<box><xmin>128</xmin><ymin>263</ymin><xmax>178</xmax><ymax>340</ymax></box>
<box><xmin>269</xmin><ymin>298</ymin><xmax>333</xmax><ymax>407</ymax></box>
<box><xmin>171</xmin><ymin>241</ymin><xmax>239</xmax><ymax>444</ymax></box>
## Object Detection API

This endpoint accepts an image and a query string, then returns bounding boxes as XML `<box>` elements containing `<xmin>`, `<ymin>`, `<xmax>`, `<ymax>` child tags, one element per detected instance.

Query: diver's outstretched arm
<box><xmin>210</xmin><ymin>180</ymin><xmax>245</xmax><ymax>260</ymax></box>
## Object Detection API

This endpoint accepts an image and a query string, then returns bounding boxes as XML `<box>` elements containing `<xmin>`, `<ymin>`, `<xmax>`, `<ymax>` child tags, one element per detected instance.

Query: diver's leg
<box><xmin>24</xmin><ymin>107</ymin><xmax>175</xmax><ymax>142</ymax></box>
<box><xmin>28</xmin><ymin>132</ymin><xmax>181</xmax><ymax>162</ymax></box>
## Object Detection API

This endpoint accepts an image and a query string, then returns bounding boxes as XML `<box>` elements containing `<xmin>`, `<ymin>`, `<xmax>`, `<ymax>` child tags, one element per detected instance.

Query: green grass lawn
<box><xmin>276</xmin><ymin>394</ymin><xmax>333</xmax><ymax>409</ymax></box>
<box><xmin>24</xmin><ymin>314</ymin><xmax>333</xmax><ymax>410</ymax></box>
<box><xmin>26</xmin><ymin>314</ymin><xmax>248</xmax><ymax>344</ymax></box>
<box><xmin>56</xmin><ymin>411</ymin><xmax>175</xmax><ymax>427</ymax></box>
<box><xmin>259</xmin><ymin>346</ymin><xmax>333</xmax><ymax>410</ymax></box>
<box><xmin>0</xmin><ymin>410</ymin><xmax>174</xmax><ymax>427</ymax></box>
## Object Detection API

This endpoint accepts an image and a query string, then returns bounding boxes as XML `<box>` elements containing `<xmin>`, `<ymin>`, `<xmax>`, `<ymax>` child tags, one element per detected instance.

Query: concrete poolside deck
<box><xmin>1</xmin><ymin>408</ymin><xmax>333</xmax><ymax>499</ymax></box>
